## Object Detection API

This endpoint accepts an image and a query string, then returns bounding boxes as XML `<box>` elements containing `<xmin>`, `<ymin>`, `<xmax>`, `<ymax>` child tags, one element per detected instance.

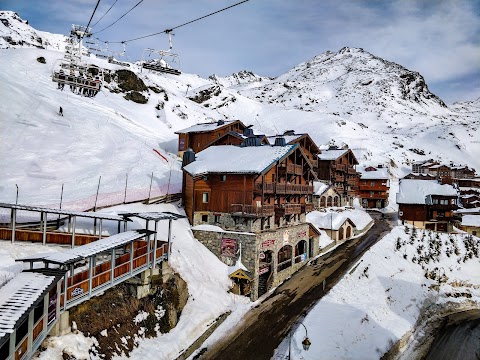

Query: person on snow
<box><xmin>59</xmin><ymin>106</ymin><xmax>63</xmax><ymax>116</ymax></box>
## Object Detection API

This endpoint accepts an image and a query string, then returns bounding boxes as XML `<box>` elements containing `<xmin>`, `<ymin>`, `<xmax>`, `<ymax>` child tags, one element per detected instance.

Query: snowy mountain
<box><xmin>0</xmin><ymin>11</ymin><xmax>66</xmax><ymax>50</ymax></box>
<box><xmin>0</xmin><ymin>12</ymin><xmax>479</xmax><ymax>207</ymax></box>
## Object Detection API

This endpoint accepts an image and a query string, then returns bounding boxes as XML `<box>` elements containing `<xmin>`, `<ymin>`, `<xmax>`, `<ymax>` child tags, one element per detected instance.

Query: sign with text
<box><xmin>221</xmin><ymin>238</ymin><xmax>237</xmax><ymax>257</ymax></box>
<box><xmin>179</xmin><ymin>138</ymin><xmax>185</xmax><ymax>150</ymax></box>
<box><xmin>259</xmin><ymin>266</ymin><xmax>270</xmax><ymax>275</ymax></box>
<box><xmin>261</xmin><ymin>239</ymin><xmax>275</xmax><ymax>249</ymax></box>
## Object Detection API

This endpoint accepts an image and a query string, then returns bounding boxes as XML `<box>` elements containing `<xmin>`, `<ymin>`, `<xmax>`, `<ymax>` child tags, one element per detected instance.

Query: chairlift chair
<box><xmin>141</xmin><ymin>31</ymin><xmax>181</xmax><ymax>75</ymax></box>
<box><xmin>108</xmin><ymin>42</ymin><xmax>130</xmax><ymax>67</ymax></box>
<box><xmin>52</xmin><ymin>59</ymin><xmax>104</xmax><ymax>95</ymax></box>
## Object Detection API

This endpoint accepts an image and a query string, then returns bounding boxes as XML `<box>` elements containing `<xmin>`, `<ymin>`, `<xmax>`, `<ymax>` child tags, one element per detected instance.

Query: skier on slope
<box><xmin>59</xmin><ymin>106</ymin><xmax>63</xmax><ymax>116</ymax></box>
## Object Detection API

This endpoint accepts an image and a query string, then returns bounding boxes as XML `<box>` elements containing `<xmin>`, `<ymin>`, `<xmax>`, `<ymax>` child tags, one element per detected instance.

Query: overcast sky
<box><xmin>3</xmin><ymin>0</ymin><xmax>479</xmax><ymax>103</ymax></box>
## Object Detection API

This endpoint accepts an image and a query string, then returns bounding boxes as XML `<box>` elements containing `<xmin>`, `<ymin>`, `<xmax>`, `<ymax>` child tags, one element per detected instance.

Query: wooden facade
<box><xmin>175</xmin><ymin>120</ymin><xmax>246</xmax><ymax>155</ymax></box>
<box><xmin>317</xmin><ymin>148</ymin><xmax>360</xmax><ymax>197</ymax></box>
<box><xmin>358</xmin><ymin>167</ymin><xmax>389</xmax><ymax>208</ymax></box>
<box><xmin>183</xmin><ymin>145</ymin><xmax>315</xmax><ymax>229</ymax></box>
<box><xmin>207</xmin><ymin>131</ymin><xmax>270</xmax><ymax>148</ymax></box>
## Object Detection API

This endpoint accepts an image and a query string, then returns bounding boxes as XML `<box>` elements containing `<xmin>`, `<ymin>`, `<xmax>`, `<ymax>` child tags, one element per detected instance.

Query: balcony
<box><xmin>255</xmin><ymin>183</ymin><xmax>313</xmax><ymax>194</ymax></box>
<box><xmin>231</xmin><ymin>204</ymin><xmax>274</xmax><ymax>217</ymax></box>
<box><xmin>335</xmin><ymin>175</ymin><xmax>345</xmax><ymax>182</ymax></box>
<box><xmin>348</xmin><ymin>167</ymin><xmax>357</xmax><ymax>174</ymax></box>
<box><xmin>280</xmin><ymin>163</ymin><xmax>303</xmax><ymax>175</ymax></box>
<box><xmin>347</xmin><ymin>190</ymin><xmax>357</xmax><ymax>196</ymax></box>
<box><xmin>347</xmin><ymin>178</ymin><xmax>357</xmax><ymax>186</ymax></box>
<box><xmin>275</xmin><ymin>204</ymin><xmax>302</xmax><ymax>216</ymax></box>
<box><xmin>334</xmin><ymin>164</ymin><xmax>347</xmax><ymax>172</ymax></box>
<box><xmin>301</xmin><ymin>203</ymin><xmax>314</xmax><ymax>213</ymax></box>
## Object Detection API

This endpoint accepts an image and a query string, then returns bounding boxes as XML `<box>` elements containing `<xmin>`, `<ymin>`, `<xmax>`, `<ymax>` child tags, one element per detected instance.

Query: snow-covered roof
<box><xmin>174</xmin><ymin>120</ymin><xmax>240</xmax><ymax>134</ymax></box>
<box><xmin>192</xmin><ymin>224</ymin><xmax>254</xmax><ymax>235</ymax></box>
<box><xmin>358</xmin><ymin>167</ymin><xmax>389</xmax><ymax>180</ymax></box>
<box><xmin>314</xmin><ymin>181</ymin><xmax>330</xmax><ymax>196</ymax></box>
<box><xmin>0</xmin><ymin>202</ymin><xmax>124</xmax><ymax>221</ymax></box>
<box><xmin>183</xmin><ymin>145</ymin><xmax>296</xmax><ymax>176</ymax></box>
<box><xmin>0</xmin><ymin>272</ymin><xmax>56</xmax><ymax>338</ymax></box>
<box><xmin>307</xmin><ymin>209</ymin><xmax>373</xmax><ymax>231</ymax></box>
<box><xmin>461</xmin><ymin>215</ymin><xmax>480</xmax><ymax>227</ymax></box>
<box><xmin>266</xmin><ymin>134</ymin><xmax>304</xmax><ymax>144</ymax></box>
<box><xmin>317</xmin><ymin>149</ymin><xmax>348</xmax><ymax>161</ymax></box>
<box><xmin>18</xmin><ymin>230</ymin><xmax>150</xmax><ymax>265</ymax></box>
<box><xmin>397</xmin><ymin>179</ymin><xmax>458</xmax><ymax>204</ymax></box>
<box><xmin>123</xmin><ymin>212</ymin><xmax>186</xmax><ymax>221</ymax></box>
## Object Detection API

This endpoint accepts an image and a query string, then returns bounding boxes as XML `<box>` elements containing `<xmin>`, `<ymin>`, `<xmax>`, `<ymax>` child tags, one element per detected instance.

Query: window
<box><xmin>473</xmin><ymin>231</ymin><xmax>477</xmax><ymax>236</ymax></box>
<box><xmin>221</xmin><ymin>175</ymin><xmax>227</xmax><ymax>182</ymax></box>
<box><xmin>203</xmin><ymin>175</ymin><xmax>209</xmax><ymax>181</ymax></box>
<box><xmin>201</xmin><ymin>214</ymin><xmax>208</xmax><ymax>222</ymax></box>
<box><xmin>363</xmin><ymin>181</ymin><xmax>367</xmax><ymax>185</ymax></box>
<box><xmin>441</xmin><ymin>199</ymin><xmax>448</xmax><ymax>205</ymax></box>
<box><xmin>214</xmin><ymin>215</ymin><xmax>221</xmax><ymax>223</ymax></box>
<box><xmin>433</xmin><ymin>198</ymin><xmax>439</xmax><ymax>204</ymax></box>
<box><xmin>34</xmin><ymin>298</ymin><xmax>45</xmax><ymax>323</ymax></box>
<box><xmin>370</xmin><ymin>182</ymin><xmax>375</xmax><ymax>187</ymax></box>
<box><xmin>451</xmin><ymin>199</ymin><xmax>456</xmax><ymax>205</ymax></box>
<box><xmin>202</xmin><ymin>192</ymin><xmax>209</xmax><ymax>203</ymax></box>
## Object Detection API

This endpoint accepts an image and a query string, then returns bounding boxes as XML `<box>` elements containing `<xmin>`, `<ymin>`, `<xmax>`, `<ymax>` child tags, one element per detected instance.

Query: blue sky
<box><xmin>3</xmin><ymin>0</ymin><xmax>479</xmax><ymax>102</ymax></box>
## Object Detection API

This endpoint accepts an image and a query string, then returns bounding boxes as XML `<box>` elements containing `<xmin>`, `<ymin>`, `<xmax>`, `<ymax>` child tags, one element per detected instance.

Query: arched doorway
<box><xmin>277</xmin><ymin>245</ymin><xmax>292</xmax><ymax>272</ymax></box>
<box><xmin>339</xmin><ymin>227</ymin><xmax>344</xmax><ymax>240</ymax></box>
<box><xmin>333</xmin><ymin>196</ymin><xmax>339</xmax><ymax>207</ymax></box>
<box><xmin>346</xmin><ymin>226</ymin><xmax>352</xmax><ymax>239</ymax></box>
<box><xmin>294</xmin><ymin>240</ymin><xmax>307</xmax><ymax>263</ymax></box>
<box><xmin>258</xmin><ymin>250</ymin><xmax>273</xmax><ymax>297</ymax></box>
<box><xmin>327</xmin><ymin>196</ymin><xmax>333</xmax><ymax>207</ymax></box>
<box><xmin>320</xmin><ymin>196</ymin><xmax>326</xmax><ymax>208</ymax></box>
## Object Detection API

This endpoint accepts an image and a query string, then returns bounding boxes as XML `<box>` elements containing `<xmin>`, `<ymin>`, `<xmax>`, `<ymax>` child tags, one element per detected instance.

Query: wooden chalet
<box><xmin>358</xmin><ymin>166</ymin><xmax>390</xmax><ymax>208</ymax></box>
<box><xmin>182</xmin><ymin>141</ymin><xmax>315</xmax><ymax>230</ymax></box>
<box><xmin>174</xmin><ymin>119</ymin><xmax>246</xmax><ymax>156</ymax></box>
<box><xmin>397</xmin><ymin>179</ymin><xmax>459</xmax><ymax>232</ymax></box>
<box><xmin>317</xmin><ymin>147</ymin><xmax>359</xmax><ymax>198</ymax></box>
<box><xmin>267</xmin><ymin>131</ymin><xmax>320</xmax><ymax>173</ymax></box>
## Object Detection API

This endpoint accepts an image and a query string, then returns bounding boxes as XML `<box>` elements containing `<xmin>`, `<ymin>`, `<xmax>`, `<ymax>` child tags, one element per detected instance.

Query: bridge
<box><xmin>0</xmin><ymin>209</ymin><xmax>186</xmax><ymax>360</ymax></box>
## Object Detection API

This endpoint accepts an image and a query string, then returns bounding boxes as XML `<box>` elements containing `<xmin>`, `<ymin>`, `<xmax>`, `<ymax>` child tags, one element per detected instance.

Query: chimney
<box><xmin>274</xmin><ymin>136</ymin><xmax>286</xmax><ymax>147</ymax></box>
<box><xmin>182</xmin><ymin>148</ymin><xmax>195</xmax><ymax>167</ymax></box>
<box><xmin>217</xmin><ymin>119</ymin><xmax>225</xmax><ymax>126</ymax></box>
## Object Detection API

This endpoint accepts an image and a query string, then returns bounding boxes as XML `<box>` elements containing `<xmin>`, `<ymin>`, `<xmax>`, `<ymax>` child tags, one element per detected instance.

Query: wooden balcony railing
<box><xmin>231</xmin><ymin>204</ymin><xmax>274</xmax><ymax>217</ymax></box>
<box><xmin>255</xmin><ymin>183</ymin><xmax>313</xmax><ymax>194</ymax></box>
<box><xmin>301</xmin><ymin>203</ymin><xmax>315</xmax><ymax>213</ymax></box>
<box><xmin>334</xmin><ymin>164</ymin><xmax>347</xmax><ymax>172</ymax></box>
<box><xmin>348</xmin><ymin>167</ymin><xmax>357</xmax><ymax>174</ymax></box>
<box><xmin>334</xmin><ymin>175</ymin><xmax>345</xmax><ymax>182</ymax></box>
<box><xmin>347</xmin><ymin>179</ymin><xmax>357</xmax><ymax>186</ymax></box>
<box><xmin>275</xmin><ymin>204</ymin><xmax>302</xmax><ymax>216</ymax></box>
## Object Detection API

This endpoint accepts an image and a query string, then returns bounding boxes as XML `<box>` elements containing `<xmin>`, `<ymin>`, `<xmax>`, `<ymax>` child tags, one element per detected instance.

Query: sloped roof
<box><xmin>18</xmin><ymin>230</ymin><xmax>152</xmax><ymax>265</ymax></box>
<box><xmin>0</xmin><ymin>272</ymin><xmax>57</xmax><ymax>339</ymax></box>
<box><xmin>461</xmin><ymin>215</ymin><xmax>480</xmax><ymax>227</ymax></box>
<box><xmin>183</xmin><ymin>145</ymin><xmax>296</xmax><ymax>176</ymax></box>
<box><xmin>313</xmin><ymin>181</ymin><xmax>330</xmax><ymax>196</ymax></box>
<box><xmin>307</xmin><ymin>209</ymin><xmax>373</xmax><ymax>231</ymax></box>
<box><xmin>397</xmin><ymin>179</ymin><xmax>458</xmax><ymax>204</ymax></box>
<box><xmin>174</xmin><ymin>120</ymin><xmax>244</xmax><ymax>134</ymax></box>
<box><xmin>359</xmin><ymin>167</ymin><xmax>389</xmax><ymax>180</ymax></box>
<box><xmin>318</xmin><ymin>149</ymin><xmax>348</xmax><ymax>160</ymax></box>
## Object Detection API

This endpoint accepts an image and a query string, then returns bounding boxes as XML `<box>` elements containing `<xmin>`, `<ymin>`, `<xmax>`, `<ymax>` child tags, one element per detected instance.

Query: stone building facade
<box><xmin>193</xmin><ymin>222</ymin><xmax>316</xmax><ymax>300</ymax></box>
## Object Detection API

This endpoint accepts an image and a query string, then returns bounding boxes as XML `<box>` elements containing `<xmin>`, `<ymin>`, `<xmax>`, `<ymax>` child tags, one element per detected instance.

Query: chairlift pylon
<box><xmin>141</xmin><ymin>30</ymin><xmax>181</xmax><ymax>75</ymax></box>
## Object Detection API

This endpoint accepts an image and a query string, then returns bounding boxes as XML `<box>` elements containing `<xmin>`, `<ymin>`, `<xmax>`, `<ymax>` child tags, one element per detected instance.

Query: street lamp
<box><xmin>289</xmin><ymin>321</ymin><xmax>311</xmax><ymax>359</ymax></box>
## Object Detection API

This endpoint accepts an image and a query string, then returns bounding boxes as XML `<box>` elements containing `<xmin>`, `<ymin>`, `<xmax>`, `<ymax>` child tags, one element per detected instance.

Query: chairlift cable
<box><xmin>93</xmin><ymin>0</ymin><xmax>145</xmax><ymax>35</ymax></box>
<box><xmin>82</xmin><ymin>0</ymin><xmax>102</xmax><ymax>40</ymax></box>
<box><xmin>100</xmin><ymin>0</ymin><xmax>250</xmax><ymax>44</ymax></box>
<box><xmin>91</xmin><ymin>0</ymin><xmax>118</xmax><ymax>28</ymax></box>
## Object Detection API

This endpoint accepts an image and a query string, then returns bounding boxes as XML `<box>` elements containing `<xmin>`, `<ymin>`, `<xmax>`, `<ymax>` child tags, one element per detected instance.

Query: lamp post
<box><xmin>289</xmin><ymin>321</ymin><xmax>311</xmax><ymax>359</ymax></box>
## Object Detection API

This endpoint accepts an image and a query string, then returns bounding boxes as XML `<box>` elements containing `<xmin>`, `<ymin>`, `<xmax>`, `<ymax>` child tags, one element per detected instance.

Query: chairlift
<box><xmin>141</xmin><ymin>30</ymin><xmax>181</xmax><ymax>75</ymax></box>
<box><xmin>52</xmin><ymin>59</ymin><xmax>104</xmax><ymax>97</ymax></box>
<box><xmin>108</xmin><ymin>42</ymin><xmax>130</xmax><ymax>67</ymax></box>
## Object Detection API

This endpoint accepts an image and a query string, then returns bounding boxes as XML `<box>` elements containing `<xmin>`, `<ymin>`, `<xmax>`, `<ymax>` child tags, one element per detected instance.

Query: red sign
<box><xmin>221</xmin><ymin>238</ymin><xmax>237</xmax><ymax>257</ymax></box>
<box><xmin>259</xmin><ymin>252</ymin><xmax>265</xmax><ymax>259</ymax></box>
<box><xmin>297</xmin><ymin>231</ymin><xmax>307</xmax><ymax>238</ymax></box>
<box><xmin>259</xmin><ymin>266</ymin><xmax>270</xmax><ymax>275</ymax></box>
<box><xmin>261</xmin><ymin>239</ymin><xmax>275</xmax><ymax>249</ymax></box>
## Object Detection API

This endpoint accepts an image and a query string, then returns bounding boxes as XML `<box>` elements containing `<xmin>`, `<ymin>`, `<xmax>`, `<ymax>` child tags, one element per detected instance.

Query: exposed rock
<box><xmin>115</xmin><ymin>69</ymin><xmax>147</xmax><ymax>92</ymax></box>
<box><xmin>36</xmin><ymin>56</ymin><xmax>46</xmax><ymax>64</ymax></box>
<box><xmin>124</xmin><ymin>91</ymin><xmax>148</xmax><ymax>104</ymax></box>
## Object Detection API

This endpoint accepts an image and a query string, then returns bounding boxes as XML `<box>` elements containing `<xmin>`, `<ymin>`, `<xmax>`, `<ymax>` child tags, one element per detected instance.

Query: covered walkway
<box><xmin>0</xmin><ymin>202</ymin><xmax>129</xmax><ymax>247</ymax></box>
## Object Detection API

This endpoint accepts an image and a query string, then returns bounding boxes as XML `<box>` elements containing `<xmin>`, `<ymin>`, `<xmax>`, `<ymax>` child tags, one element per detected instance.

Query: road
<box><xmin>199</xmin><ymin>213</ymin><xmax>393</xmax><ymax>360</ymax></box>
